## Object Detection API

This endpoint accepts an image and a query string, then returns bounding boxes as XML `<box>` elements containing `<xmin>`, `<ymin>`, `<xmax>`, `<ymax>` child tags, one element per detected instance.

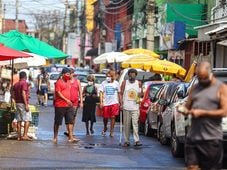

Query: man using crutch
<box><xmin>120</xmin><ymin>69</ymin><xmax>143</xmax><ymax>147</ymax></box>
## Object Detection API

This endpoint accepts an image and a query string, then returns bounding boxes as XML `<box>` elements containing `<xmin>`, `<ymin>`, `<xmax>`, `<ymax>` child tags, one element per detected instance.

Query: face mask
<box><xmin>106</xmin><ymin>77</ymin><xmax>111</xmax><ymax>82</ymax></box>
<box><xmin>129</xmin><ymin>77</ymin><xmax>136</xmax><ymax>82</ymax></box>
<box><xmin>63</xmin><ymin>74</ymin><xmax>70</xmax><ymax>81</ymax></box>
<box><xmin>88</xmin><ymin>81</ymin><xmax>93</xmax><ymax>85</ymax></box>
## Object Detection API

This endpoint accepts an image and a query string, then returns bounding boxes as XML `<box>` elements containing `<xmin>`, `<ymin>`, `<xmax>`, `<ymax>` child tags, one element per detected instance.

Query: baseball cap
<box><xmin>61</xmin><ymin>67</ymin><xmax>71</xmax><ymax>74</ymax></box>
<box><xmin>69</xmin><ymin>67</ymin><xmax>75</xmax><ymax>73</ymax></box>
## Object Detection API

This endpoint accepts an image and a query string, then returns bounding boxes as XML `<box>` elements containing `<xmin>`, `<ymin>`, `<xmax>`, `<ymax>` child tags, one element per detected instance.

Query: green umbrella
<box><xmin>0</xmin><ymin>30</ymin><xmax>67</xmax><ymax>59</ymax></box>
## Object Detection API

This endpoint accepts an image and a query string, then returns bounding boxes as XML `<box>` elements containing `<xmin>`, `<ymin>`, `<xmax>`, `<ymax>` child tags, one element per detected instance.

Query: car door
<box><xmin>149</xmin><ymin>84</ymin><xmax>166</xmax><ymax>129</ymax></box>
<box><xmin>161</xmin><ymin>84</ymin><xmax>178</xmax><ymax>137</ymax></box>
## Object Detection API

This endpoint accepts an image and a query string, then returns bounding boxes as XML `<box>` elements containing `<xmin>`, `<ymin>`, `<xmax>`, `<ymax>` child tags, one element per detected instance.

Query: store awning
<box><xmin>217</xmin><ymin>40</ymin><xmax>227</xmax><ymax>47</ymax></box>
<box><xmin>205</xmin><ymin>25</ymin><xmax>227</xmax><ymax>35</ymax></box>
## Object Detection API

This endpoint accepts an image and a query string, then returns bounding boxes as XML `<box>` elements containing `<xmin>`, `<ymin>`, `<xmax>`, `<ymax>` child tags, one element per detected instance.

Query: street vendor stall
<box><xmin>0</xmin><ymin>101</ymin><xmax>39</xmax><ymax>140</ymax></box>
<box><xmin>0</xmin><ymin>44</ymin><xmax>36</xmax><ymax>138</ymax></box>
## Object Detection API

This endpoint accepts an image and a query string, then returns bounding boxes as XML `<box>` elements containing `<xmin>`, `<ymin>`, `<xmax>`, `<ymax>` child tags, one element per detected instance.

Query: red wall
<box><xmin>92</xmin><ymin>0</ymin><xmax>132</xmax><ymax>50</ymax></box>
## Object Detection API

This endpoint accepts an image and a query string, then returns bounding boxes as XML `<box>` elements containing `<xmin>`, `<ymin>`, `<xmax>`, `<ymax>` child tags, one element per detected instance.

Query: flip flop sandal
<box><xmin>64</xmin><ymin>132</ymin><xmax>69</xmax><ymax>136</ymax></box>
<box><xmin>101</xmin><ymin>130</ymin><xmax>106</xmax><ymax>137</ymax></box>
<box><xmin>68</xmin><ymin>138</ymin><xmax>80</xmax><ymax>143</ymax></box>
<box><xmin>123</xmin><ymin>142</ymin><xmax>130</xmax><ymax>147</ymax></box>
<box><xmin>134</xmin><ymin>141</ymin><xmax>142</xmax><ymax>147</ymax></box>
<box><xmin>109</xmin><ymin>132</ymin><xmax>114</xmax><ymax>137</ymax></box>
<box><xmin>21</xmin><ymin>136</ymin><xmax>32</xmax><ymax>141</ymax></box>
<box><xmin>53</xmin><ymin>138</ymin><xmax>57</xmax><ymax>144</ymax></box>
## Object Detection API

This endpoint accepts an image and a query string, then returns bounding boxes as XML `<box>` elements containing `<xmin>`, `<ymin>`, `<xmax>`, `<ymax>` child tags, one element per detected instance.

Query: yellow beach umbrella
<box><xmin>144</xmin><ymin>59</ymin><xmax>186</xmax><ymax>78</ymax></box>
<box><xmin>184</xmin><ymin>61</ymin><xmax>197</xmax><ymax>82</ymax></box>
<box><xmin>121</xmin><ymin>54</ymin><xmax>158</xmax><ymax>69</ymax></box>
<box><xmin>123</xmin><ymin>48</ymin><xmax>160</xmax><ymax>58</ymax></box>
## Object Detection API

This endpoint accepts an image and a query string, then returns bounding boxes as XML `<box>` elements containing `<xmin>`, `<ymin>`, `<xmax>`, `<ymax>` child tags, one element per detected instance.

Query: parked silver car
<box><xmin>169</xmin><ymin>69</ymin><xmax>227</xmax><ymax>158</ymax></box>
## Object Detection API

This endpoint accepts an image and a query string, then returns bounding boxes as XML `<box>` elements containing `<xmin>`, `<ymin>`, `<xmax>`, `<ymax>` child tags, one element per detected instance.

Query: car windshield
<box><xmin>124</xmin><ymin>71</ymin><xmax>154</xmax><ymax>82</ymax></box>
<box><xmin>95</xmin><ymin>76</ymin><xmax>106</xmax><ymax>84</ymax></box>
<box><xmin>149</xmin><ymin>84</ymin><xmax>163</xmax><ymax>99</ymax></box>
<box><xmin>75</xmin><ymin>67</ymin><xmax>94</xmax><ymax>74</ymax></box>
<box><xmin>50</xmin><ymin>73</ymin><xmax>60</xmax><ymax>80</ymax></box>
<box><xmin>77</xmin><ymin>74</ymin><xmax>88</xmax><ymax>83</ymax></box>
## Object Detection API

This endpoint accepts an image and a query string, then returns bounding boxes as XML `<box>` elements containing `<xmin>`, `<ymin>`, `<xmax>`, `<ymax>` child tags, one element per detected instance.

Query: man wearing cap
<box><xmin>53</xmin><ymin>67</ymin><xmax>76</xmax><ymax>143</ymax></box>
<box><xmin>63</xmin><ymin>67</ymin><xmax>83</xmax><ymax>141</ymax></box>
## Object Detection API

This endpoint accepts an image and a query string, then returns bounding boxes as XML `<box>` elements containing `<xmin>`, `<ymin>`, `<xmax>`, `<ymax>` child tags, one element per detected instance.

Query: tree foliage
<box><xmin>31</xmin><ymin>10</ymin><xmax>64</xmax><ymax>50</ymax></box>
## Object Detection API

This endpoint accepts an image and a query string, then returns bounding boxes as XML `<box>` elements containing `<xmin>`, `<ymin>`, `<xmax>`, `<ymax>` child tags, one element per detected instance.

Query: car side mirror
<box><xmin>177</xmin><ymin>90</ymin><xmax>185</xmax><ymax>99</ymax></box>
<box><xmin>158</xmin><ymin>99</ymin><xmax>167</xmax><ymax>105</ymax></box>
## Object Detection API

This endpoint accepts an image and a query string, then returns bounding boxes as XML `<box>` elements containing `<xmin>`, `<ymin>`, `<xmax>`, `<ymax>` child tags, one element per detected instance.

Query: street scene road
<box><xmin>0</xmin><ymin>90</ymin><xmax>185</xmax><ymax>169</ymax></box>
<box><xmin>0</xmin><ymin>1</ymin><xmax>227</xmax><ymax>170</ymax></box>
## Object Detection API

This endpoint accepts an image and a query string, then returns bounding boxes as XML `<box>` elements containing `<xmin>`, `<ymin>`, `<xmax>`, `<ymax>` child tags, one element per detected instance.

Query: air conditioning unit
<box><xmin>102</xmin><ymin>29</ymin><xmax>106</xmax><ymax>36</ymax></box>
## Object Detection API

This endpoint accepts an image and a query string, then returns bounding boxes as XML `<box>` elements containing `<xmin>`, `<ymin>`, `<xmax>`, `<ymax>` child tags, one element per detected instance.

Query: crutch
<box><xmin>119</xmin><ymin>110</ymin><xmax>123</xmax><ymax>146</ymax></box>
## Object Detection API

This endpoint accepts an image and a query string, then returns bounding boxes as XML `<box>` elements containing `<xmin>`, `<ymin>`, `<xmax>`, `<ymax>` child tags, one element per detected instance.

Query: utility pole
<box><xmin>80</xmin><ymin>0</ymin><xmax>86</xmax><ymax>64</ymax></box>
<box><xmin>99</xmin><ymin>0</ymin><xmax>105</xmax><ymax>55</ymax></box>
<box><xmin>62</xmin><ymin>0</ymin><xmax>68</xmax><ymax>53</ymax></box>
<box><xmin>0</xmin><ymin>0</ymin><xmax>2</xmax><ymax>33</ymax></box>
<box><xmin>146</xmin><ymin>0</ymin><xmax>155</xmax><ymax>51</ymax></box>
<box><xmin>15</xmin><ymin>0</ymin><xmax>19</xmax><ymax>30</ymax></box>
<box><xmin>75</xmin><ymin>0</ymin><xmax>79</xmax><ymax>34</ymax></box>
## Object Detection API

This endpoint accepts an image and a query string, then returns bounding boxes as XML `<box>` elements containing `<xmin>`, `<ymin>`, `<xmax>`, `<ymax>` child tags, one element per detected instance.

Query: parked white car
<box><xmin>48</xmin><ymin>72</ymin><xmax>60</xmax><ymax>99</ymax></box>
<box><xmin>93</xmin><ymin>73</ymin><xmax>106</xmax><ymax>90</ymax></box>
<box><xmin>118</xmin><ymin>68</ymin><xmax>155</xmax><ymax>92</ymax></box>
<box><xmin>170</xmin><ymin>70</ymin><xmax>227</xmax><ymax>158</ymax></box>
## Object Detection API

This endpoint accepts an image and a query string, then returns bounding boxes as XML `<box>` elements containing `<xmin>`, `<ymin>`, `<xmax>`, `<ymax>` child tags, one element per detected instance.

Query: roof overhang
<box><xmin>217</xmin><ymin>40</ymin><xmax>227</xmax><ymax>47</ymax></box>
<box><xmin>205</xmin><ymin>24</ymin><xmax>227</xmax><ymax>35</ymax></box>
<box><xmin>194</xmin><ymin>21</ymin><xmax>227</xmax><ymax>30</ymax></box>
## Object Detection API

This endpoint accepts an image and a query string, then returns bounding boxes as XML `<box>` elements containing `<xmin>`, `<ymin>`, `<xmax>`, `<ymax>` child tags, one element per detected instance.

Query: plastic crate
<box><xmin>0</xmin><ymin>109</ymin><xmax>12</xmax><ymax>134</ymax></box>
<box><xmin>29</xmin><ymin>105</ymin><xmax>39</xmax><ymax>127</ymax></box>
<box><xmin>31</xmin><ymin>112</ymin><xmax>39</xmax><ymax>127</ymax></box>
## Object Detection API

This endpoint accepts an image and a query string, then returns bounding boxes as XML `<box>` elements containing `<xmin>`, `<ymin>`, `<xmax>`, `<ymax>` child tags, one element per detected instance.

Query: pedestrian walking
<box><xmin>12</xmin><ymin>71</ymin><xmax>32</xmax><ymax>141</ymax></box>
<box><xmin>121</xmin><ymin>68</ymin><xmax>143</xmax><ymax>147</ymax></box>
<box><xmin>179</xmin><ymin>61</ymin><xmax>227</xmax><ymax>170</ymax></box>
<box><xmin>37</xmin><ymin>67</ymin><xmax>49</xmax><ymax>106</ymax></box>
<box><xmin>99</xmin><ymin>70</ymin><xmax>121</xmax><ymax>137</ymax></box>
<box><xmin>53</xmin><ymin>67</ymin><xmax>76</xmax><ymax>143</ymax></box>
<box><xmin>64</xmin><ymin>68</ymin><xmax>83</xmax><ymax>141</ymax></box>
<box><xmin>82</xmin><ymin>74</ymin><xmax>98</xmax><ymax>136</ymax></box>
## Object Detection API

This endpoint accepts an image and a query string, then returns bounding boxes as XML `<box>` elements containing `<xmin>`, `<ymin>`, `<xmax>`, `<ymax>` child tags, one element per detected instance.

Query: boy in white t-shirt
<box><xmin>99</xmin><ymin>70</ymin><xmax>121</xmax><ymax>137</ymax></box>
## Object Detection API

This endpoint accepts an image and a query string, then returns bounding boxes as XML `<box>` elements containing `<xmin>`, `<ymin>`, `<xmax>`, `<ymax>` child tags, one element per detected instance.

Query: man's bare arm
<box><xmin>77</xmin><ymin>79</ymin><xmax>83</xmax><ymax>107</ymax></box>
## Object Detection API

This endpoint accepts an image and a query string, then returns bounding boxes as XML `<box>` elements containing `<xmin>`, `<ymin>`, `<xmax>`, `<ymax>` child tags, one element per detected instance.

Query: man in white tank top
<box><xmin>121</xmin><ymin>69</ymin><xmax>143</xmax><ymax>147</ymax></box>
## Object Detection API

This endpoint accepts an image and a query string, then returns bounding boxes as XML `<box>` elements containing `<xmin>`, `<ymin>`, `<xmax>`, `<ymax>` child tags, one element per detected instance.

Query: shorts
<box><xmin>103</xmin><ymin>104</ymin><xmax>119</xmax><ymax>119</ymax></box>
<box><xmin>185</xmin><ymin>138</ymin><xmax>223</xmax><ymax>170</ymax></box>
<box><xmin>40</xmin><ymin>85</ymin><xmax>48</xmax><ymax>95</ymax></box>
<box><xmin>54</xmin><ymin>107</ymin><xmax>74</xmax><ymax>125</ymax></box>
<box><xmin>16</xmin><ymin>103</ymin><xmax>32</xmax><ymax>122</ymax></box>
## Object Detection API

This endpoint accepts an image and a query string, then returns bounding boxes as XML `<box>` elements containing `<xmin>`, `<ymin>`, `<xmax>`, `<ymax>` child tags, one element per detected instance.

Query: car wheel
<box><xmin>158</xmin><ymin>119</ymin><xmax>167</xmax><ymax>145</ymax></box>
<box><xmin>171</xmin><ymin>122</ymin><xmax>184</xmax><ymax>157</ymax></box>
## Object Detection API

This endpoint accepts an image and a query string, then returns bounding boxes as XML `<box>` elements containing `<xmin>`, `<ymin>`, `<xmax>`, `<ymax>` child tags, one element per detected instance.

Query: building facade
<box><xmin>196</xmin><ymin>0</ymin><xmax>227</xmax><ymax>68</ymax></box>
<box><xmin>92</xmin><ymin>0</ymin><xmax>133</xmax><ymax>54</ymax></box>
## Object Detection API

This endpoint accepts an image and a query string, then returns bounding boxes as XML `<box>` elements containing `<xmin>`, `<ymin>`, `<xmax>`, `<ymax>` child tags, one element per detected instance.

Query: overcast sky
<box><xmin>3</xmin><ymin>0</ymin><xmax>76</xmax><ymax>29</ymax></box>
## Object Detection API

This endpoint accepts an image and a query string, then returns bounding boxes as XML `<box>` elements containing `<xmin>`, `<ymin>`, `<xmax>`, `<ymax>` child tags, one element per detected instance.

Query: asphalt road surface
<box><xmin>0</xmin><ymin>90</ymin><xmax>186</xmax><ymax>169</ymax></box>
